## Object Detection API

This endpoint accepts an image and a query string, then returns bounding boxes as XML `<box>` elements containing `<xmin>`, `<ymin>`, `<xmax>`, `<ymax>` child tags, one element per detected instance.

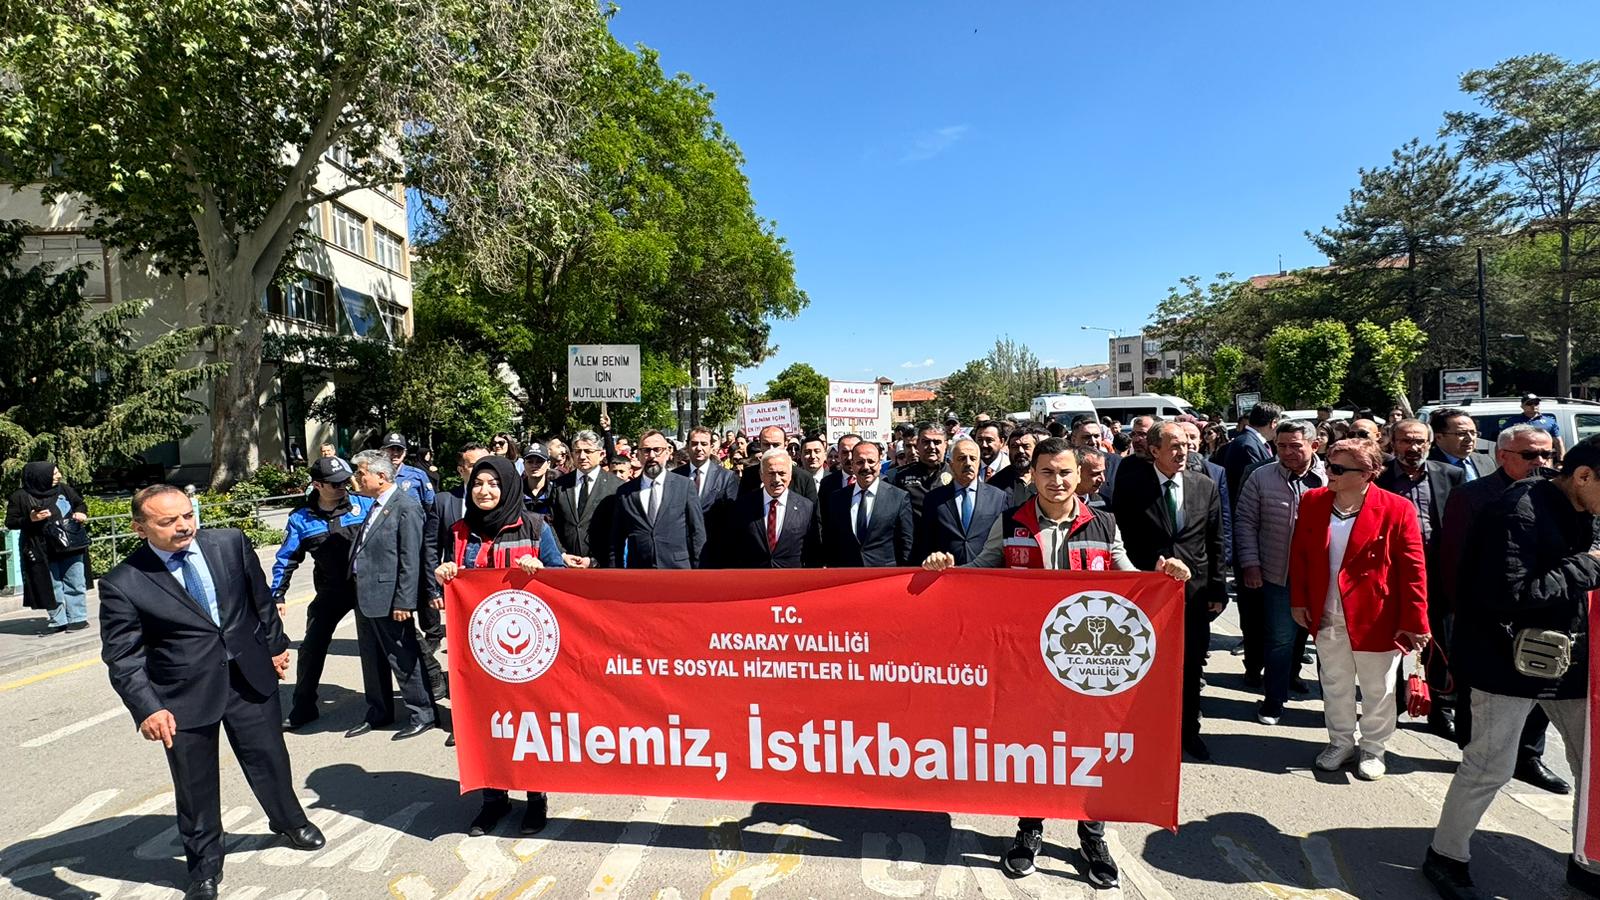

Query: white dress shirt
<box><xmin>639</xmin><ymin>475</ymin><xmax>664</xmax><ymax>521</ymax></box>
<box><xmin>1157</xmin><ymin>470</ymin><xmax>1184</xmax><ymax>528</ymax></box>
<box><xmin>850</xmin><ymin>481</ymin><xmax>879</xmax><ymax>538</ymax></box>
<box><xmin>764</xmin><ymin>490</ymin><xmax>789</xmax><ymax>537</ymax></box>
<box><xmin>689</xmin><ymin>462</ymin><xmax>713</xmax><ymax>494</ymax></box>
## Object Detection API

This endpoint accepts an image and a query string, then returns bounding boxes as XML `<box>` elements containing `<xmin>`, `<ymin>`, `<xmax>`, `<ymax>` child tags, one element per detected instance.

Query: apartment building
<box><xmin>2</xmin><ymin>148</ymin><xmax>412</xmax><ymax>481</ymax></box>
<box><xmin>1108</xmin><ymin>333</ymin><xmax>1183</xmax><ymax>396</ymax></box>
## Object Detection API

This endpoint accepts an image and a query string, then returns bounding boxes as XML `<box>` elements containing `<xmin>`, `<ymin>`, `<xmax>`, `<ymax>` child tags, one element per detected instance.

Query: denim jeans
<box><xmin>46</xmin><ymin>552</ymin><xmax>88</xmax><ymax>627</ymax></box>
<box><xmin>1261</xmin><ymin>582</ymin><xmax>1301</xmax><ymax>712</ymax></box>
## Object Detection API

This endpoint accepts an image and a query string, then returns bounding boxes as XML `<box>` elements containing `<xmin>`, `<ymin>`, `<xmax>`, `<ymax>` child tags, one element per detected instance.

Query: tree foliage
<box><xmin>761</xmin><ymin>363</ymin><xmax>828</xmax><ymax>434</ymax></box>
<box><xmin>0</xmin><ymin>223</ymin><xmax>228</xmax><ymax>483</ymax></box>
<box><xmin>1263</xmin><ymin>321</ymin><xmax>1353</xmax><ymax>408</ymax></box>
<box><xmin>0</xmin><ymin>0</ymin><xmax>607</xmax><ymax>486</ymax></box>
<box><xmin>938</xmin><ymin>361</ymin><xmax>1001</xmax><ymax>422</ymax></box>
<box><xmin>1354</xmin><ymin>318</ymin><xmax>1428</xmax><ymax>414</ymax></box>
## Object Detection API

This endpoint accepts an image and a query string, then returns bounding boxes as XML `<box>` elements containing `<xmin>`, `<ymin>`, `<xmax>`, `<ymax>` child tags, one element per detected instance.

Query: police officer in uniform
<box><xmin>272</xmin><ymin>457</ymin><xmax>379</xmax><ymax>730</ymax></box>
<box><xmin>889</xmin><ymin>421</ymin><xmax>952</xmax><ymax>526</ymax></box>
<box><xmin>380</xmin><ymin>432</ymin><xmax>446</xmax><ymax>699</ymax></box>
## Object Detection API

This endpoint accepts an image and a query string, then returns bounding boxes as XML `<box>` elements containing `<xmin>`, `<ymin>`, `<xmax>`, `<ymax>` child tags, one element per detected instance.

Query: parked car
<box><xmin>1094</xmin><ymin>393</ymin><xmax>1198</xmax><ymax>426</ymax></box>
<box><xmin>1030</xmin><ymin>393</ymin><xmax>1098</xmax><ymax>426</ymax></box>
<box><xmin>1282</xmin><ymin>409</ymin><xmax>1354</xmax><ymax>423</ymax></box>
<box><xmin>1416</xmin><ymin>396</ymin><xmax>1600</xmax><ymax>453</ymax></box>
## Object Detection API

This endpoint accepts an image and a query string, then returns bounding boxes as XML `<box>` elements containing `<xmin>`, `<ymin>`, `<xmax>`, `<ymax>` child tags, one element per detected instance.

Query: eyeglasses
<box><xmin>491</xmin><ymin>439</ymin><xmax>507</xmax><ymax>447</ymax></box>
<box><xmin>1442</xmin><ymin>430</ymin><xmax>1478</xmax><ymax>439</ymax></box>
<box><xmin>639</xmin><ymin>445</ymin><xmax>671</xmax><ymax>455</ymax></box>
<box><xmin>1327</xmin><ymin>462</ymin><xmax>1366</xmax><ymax>476</ymax></box>
<box><xmin>1513</xmin><ymin>449</ymin><xmax>1556</xmax><ymax>461</ymax></box>
<box><xmin>1352</xmin><ymin>431</ymin><xmax>1376</xmax><ymax>439</ymax></box>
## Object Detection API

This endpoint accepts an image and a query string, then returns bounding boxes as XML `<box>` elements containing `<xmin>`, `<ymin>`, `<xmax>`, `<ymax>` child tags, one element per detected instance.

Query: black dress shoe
<box><xmin>468</xmin><ymin>797</ymin><xmax>512</xmax><ymax>837</ymax></box>
<box><xmin>65</xmin><ymin>621</ymin><xmax>90</xmax><ymax>631</ymax></box>
<box><xmin>1515</xmin><ymin>757</ymin><xmax>1572</xmax><ymax>794</ymax></box>
<box><xmin>40</xmin><ymin>624</ymin><xmax>68</xmax><ymax>637</ymax></box>
<box><xmin>1080</xmin><ymin>835</ymin><xmax>1120</xmax><ymax>888</ymax></box>
<box><xmin>345</xmin><ymin>722</ymin><xmax>376</xmax><ymax>738</ymax></box>
<box><xmin>1422</xmin><ymin>846</ymin><xmax>1479</xmax><ymax>900</ymax></box>
<box><xmin>284</xmin><ymin>707</ymin><xmax>320</xmax><ymax>730</ymax></box>
<box><xmin>1242</xmin><ymin>671</ymin><xmax>1263</xmax><ymax>691</ymax></box>
<box><xmin>1427</xmin><ymin>713</ymin><xmax>1458</xmax><ymax>741</ymax></box>
<box><xmin>184</xmin><ymin>876</ymin><xmax>219</xmax><ymax>899</ymax></box>
<box><xmin>1182</xmin><ymin>734</ymin><xmax>1211</xmax><ymax>762</ymax></box>
<box><xmin>393</xmin><ymin>721</ymin><xmax>435</xmax><ymax>741</ymax></box>
<box><xmin>445</xmin><ymin>732</ymin><xmax>456</xmax><ymax>747</ymax></box>
<box><xmin>272</xmin><ymin>822</ymin><xmax>326</xmax><ymax>850</ymax></box>
<box><xmin>1569</xmin><ymin>858</ymin><xmax>1600</xmax><ymax>896</ymax></box>
<box><xmin>521</xmin><ymin>793</ymin><xmax>548</xmax><ymax>834</ymax></box>
<box><xmin>1290</xmin><ymin>677</ymin><xmax>1310</xmax><ymax>695</ymax></box>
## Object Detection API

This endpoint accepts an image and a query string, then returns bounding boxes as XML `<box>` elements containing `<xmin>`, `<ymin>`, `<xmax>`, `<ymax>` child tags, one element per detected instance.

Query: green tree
<box><xmin>1446</xmin><ymin>54</ymin><xmax>1600</xmax><ymax>396</ymax></box>
<box><xmin>1</xmin><ymin>0</ymin><xmax>606</xmax><ymax>486</ymax></box>
<box><xmin>701</xmin><ymin>374</ymin><xmax>745</xmax><ymax>432</ymax></box>
<box><xmin>1208</xmin><ymin>346</ymin><xmax>1246</xmax><ymax>415</ymax></box>
<box><xmin>1354</xmin><ymin>318</ymin><xmax>1428</xmax><ymax>414</ymax></box>
<box><xmin>938</xmin><ymin>360</ymin><xmax>1001</xmax><ymax>421</ymax></box>
<box><xmin>761</xmin><ymin>363</ymin><xmax>828</xmax><ymax>434</ymax></box>
<box><xmin>0</xmin><ymin>223</ymin><xmax>227</xmax><ymax>483</ymax></box>
<box><xmin>984</xmin><ymin>337</ymin><xmax>1056</xmax><ymax>413</ymax></box>
<box><xmin>1263</xmin><ymin>321</ymin><xmax>1353</xmax><ymax>408</ymax></box>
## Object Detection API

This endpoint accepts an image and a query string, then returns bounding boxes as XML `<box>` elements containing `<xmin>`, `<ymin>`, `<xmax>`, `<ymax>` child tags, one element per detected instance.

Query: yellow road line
<box><xmin>0</xmin><ymin>591</ymin><xmax>315</xmax><ymax>693</ymax></box>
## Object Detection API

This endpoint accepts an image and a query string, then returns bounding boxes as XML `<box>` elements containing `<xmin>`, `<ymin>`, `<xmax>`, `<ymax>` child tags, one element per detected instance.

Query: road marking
<box><xmin>0</xmin><ymin>657</ymin><xmax>99</xmax><ymax>693</ymax></box>
<box><xmin>586</xmin><ymin>795</ymin><xmax>674</xmax><ymax>897</ymax></box>
<box><xmin>704</xmin><ymin>819</ymin><xmax>808</xmax><ymax>899</ymax></box>
<box><xmin>932</xmin><ymin>827</ymin><xmax>1013</xmax><ymax>899</ymax></box>
<box><xmin>1213</xmin><ymin>835</ymin><xmax>1354</xmax><ymax>899</ymax></box>
<box><xmin>1103</xmin><ymin>831</ymin><xmax>1177</xmax><ymax>900</ymax></box>
<box><xmin>19</xmin><ymin>706</ymin><xmax>124</xmax><ymax>748</ymax></box>
<box><xmin>861</xmin><ymin>831</ymin><xmax>929</xmax><ymax>897</ymax></box>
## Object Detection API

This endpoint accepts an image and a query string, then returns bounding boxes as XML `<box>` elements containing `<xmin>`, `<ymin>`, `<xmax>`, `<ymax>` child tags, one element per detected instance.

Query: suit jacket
<box><xmin>819</xmin><ymin>468</ymin><xmax>855</xmax><ymax>519</ymax></box>
<box><xmin>1216</xmin><ymin>428</ymin><xmax>1273</xmax><ymax>501</ymax></box>
<box><xmin>889</xmin><ymin>461</ymin><xmax>952</xmax><ymax>525</ymax></box>
<box><xmin>914</xmin><ymin>480</ymin><xmax>1007</xmax><ymax>567</ymax></box>
<box><xmin>823</xmin><ymin>481</ymin><xmax>915</xmax><ymax>567</ymax></box>
<box><xmin>1287</xmin><ymin>486</ymin><xmax>1428</xmax><ymax>651</ymax></box>
<box><xmin>351</xmin><ymin>488</ymin><xmax>424</xmax><ymax>618</ymax></box>
<box><xmin>725</xmin><ymin>489</ymin><xmax>822</xmax><ymax>568</ymax></box>
<box><xmin>610</xmin><ymin>472</ymin><xmax>707</xmax><ymax>569</ymax></box>
<box><xmin>1190</xmin><ymin>455</ymin><xmax>1234</xmax><ymax>568</ymax></box>
<box><xmin>1375</xmin><ymin>458</ymin><xmax>1463</xmax><ymax>546</ymax></box>
<box><xmin>739</xmin><ymin>462</ymin><xmax>820</xmax><ymax>507</ymax></box>
<box><xmin>1436</xmin><ymin>469</ymin><xmax>1535</xmax><ymax>608</ymax></box>
<box><xmin>1111</xmin><ymin>455</ymin><xmax>1226</xmax><ymax>607</ymax></box>
<box><xmin>1428</xmin><ymin>446</ymin><xmax>1499</xmax><ymax>481</ymax></box>
<box><xmin>1099</xmin><ymin>451</ymin><xmax>1121</xmax><ymax>505</ymax></box>
<box><xmin>674</xmin><ymin>461</ymin><xmax>740</xmax><ymax>566</ymax></box>
<box><xmin>99</xmin><ymin>529</ymin><xmax>287</xmax><ymax>728</ymax></box>
<box><xmin>987</xmin><ymin>463</ymin><xmax>1037</xmax><ymax>509</ymax></box>
<box><xmin>550</xmin><ymin>468</ymin><xmax>622</xmax><ymax>562</ymax></box>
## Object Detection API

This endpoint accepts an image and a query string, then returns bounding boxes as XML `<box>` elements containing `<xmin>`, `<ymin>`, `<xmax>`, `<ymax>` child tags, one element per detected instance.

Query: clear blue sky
<box><xmin>606</xmin><ymin>2</ymin><xmax>1600</xmax><ymax>392</ymax></box>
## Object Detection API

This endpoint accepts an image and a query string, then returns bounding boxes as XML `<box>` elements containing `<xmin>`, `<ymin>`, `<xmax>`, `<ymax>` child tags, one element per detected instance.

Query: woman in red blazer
<box><xmin>1289</xmin><ymin>437</ymin><xmax>1430</xmax><ymax>782</ymax></box>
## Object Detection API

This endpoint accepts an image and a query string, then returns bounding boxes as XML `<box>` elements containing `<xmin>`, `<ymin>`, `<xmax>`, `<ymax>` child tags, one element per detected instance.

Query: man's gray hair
<box><xmin>352</xmin><ymin>449</ymin><xmax>395</xmax><ymax>480</ymax></box>
<box><xmin>951</xmin><ymin>435</ymin><xmax>980</xmax><ymax>454</ymax></box>
<box><xmin>1276</xmin><ymin>419</ymin><xmax>1316</xmax><ymax>440</ymax></box>
<box><xmin>1076</xmin><ymin>447</ymin><xmax>1107</xmax><ymax>464</ymax></box>
<box><xmin>1497</xmin><ymin>423</ymin><xmax>1549</xmax><ymax>450</ymax></box>
<box><xmin>572</xmin><ymin>429</ymin><xmax>600</xmax><ymax>447</ymax></box>
<box><xmin>1149</xmin><ymin>421</ymin><xmax>1186</xmax><ymax>447</ymax></box>
<box><xmin>760</xmin><ymin>447</ymin><xmax>792</xmax><ymax>467</ymax></box>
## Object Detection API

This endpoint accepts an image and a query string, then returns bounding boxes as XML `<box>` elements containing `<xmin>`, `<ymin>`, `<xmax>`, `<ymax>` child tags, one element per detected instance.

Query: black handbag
<box><xmin>45</xmin><ymin>514</ymin><xmax>90</xmax><ymax>554</ymax></box>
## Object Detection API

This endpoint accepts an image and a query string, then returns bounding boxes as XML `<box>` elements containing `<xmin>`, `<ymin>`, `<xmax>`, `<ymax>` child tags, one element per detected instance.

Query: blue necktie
<box><xmin>175</xmin><ymin>550</ymin><xmax>219</xmax><ymax>625</ymax></box>
<box><xmin>960</xmin><ymin>487</ymin><xmax>973</xmax><ymax>532</ymax></box>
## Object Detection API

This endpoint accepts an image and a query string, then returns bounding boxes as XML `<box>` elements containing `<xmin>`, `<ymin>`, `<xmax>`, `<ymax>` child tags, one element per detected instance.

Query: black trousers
<box><xmin>1235</xmin><ymin>584</ymin><xmax>1266</xmax><ymax>678</ymax></box>
<box><xmin>165</xmin><ymin>666</ymin><xmax>307</xmax><ymax>880</ymax></box>
<box><xmin>1183</xmin><ymin>600</ymin><xmax>1210</xmax><ymax>738</ymax></box>
<box><xmin>416</xmin><ymin>601</ymin><xmax>445</xmax><ymax>689</ymax></box>
<box><xmin>1016</xmin><ymin>818</ymin><xmax>1105</xmax><ymax>842</ymax></box>
<box><xmin>356</xmin><ymin>613</ymin><xmax>436</xmax><ymax>727</ymax></box>
<box><xmin>290</xmin><ymin>589</ymin><xmax>387</xmax><ymax>716</ymax></box>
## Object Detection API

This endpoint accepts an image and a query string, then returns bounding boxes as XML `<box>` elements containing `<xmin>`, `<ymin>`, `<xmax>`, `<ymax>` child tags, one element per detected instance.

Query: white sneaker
<box><xmin>1355</xmin><ymin>751</ymin><xmax>1386</xmax><ymax>781</ymax></box>
<box><xmin>1315</xmin><ymin>744</ymin><xmax>1355</xmax><ymax>772</ymax></box>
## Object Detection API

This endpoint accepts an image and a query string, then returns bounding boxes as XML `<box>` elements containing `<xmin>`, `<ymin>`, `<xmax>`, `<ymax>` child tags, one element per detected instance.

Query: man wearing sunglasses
<box><xmin>1433</xmin><ymin>423</ymin><xmax>1567</xmax><ymax>796</ymax></box>
<box><xmin>1505</xmin><ymin>393</ymin><xmax>1565</xmax><ymax>462</ymax></box>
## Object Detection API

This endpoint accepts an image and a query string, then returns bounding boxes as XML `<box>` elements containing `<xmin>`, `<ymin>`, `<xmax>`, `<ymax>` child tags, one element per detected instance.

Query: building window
<box><xmin>21</xmin><ymin>233</ymin><xmax>107</xmax><ymax>299</ymax></box>
<box><xmin>261</xmin><ymin>275</ymin><xmax>335</xmax><ymax>329</ymax></box>
<box><xmin>325</xmin><ymin>144</ymin><xmax>359</xmax><ymax>171</ymax></box>
<box><xmin>304</xmin><ymin>204</ymin><xmax>323</xmax><ymax>238</ymax></box>
<box><xmin>1118</xmin><ymin>381</ymin><xmax>1135</xmax><ymax>393</ymax></box>
<box><xmin>378</xmin><ymin>299</ymin><xmax>406</xmax><ymax>341</ymax></box>
<box><xmin>331</xmin><ymin>205</ymin><xmax>367</xmax><ymax>257</ymax></box>
<box><xmin>1166</xmin><ymin>358</ymin><xmax>1178</xmax><ymax>370</ymax></box>
<box><xmin>1143</xmin><ymin>359</ymin><xmax>1160</xmax><ymax>375</ymax></box>
<box><xmin>373</xmin><ymin>226</ymin><xmax>404</xmax><ymax>272</ymax></box>
<box><xmin>1143</xmin><ymin>340</ymin><xmax>1161</xmax><ymax>355</ymax></box>
<box><xmin>1118</xmin><ymin>362</ymin><xmax>1132</xmax><ymax>374</ymax></box>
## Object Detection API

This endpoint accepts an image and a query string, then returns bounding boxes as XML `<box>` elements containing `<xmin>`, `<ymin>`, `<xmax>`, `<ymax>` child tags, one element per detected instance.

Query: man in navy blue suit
<box><xmin>611</xmin><ymin>430</ymin><xmax>707</xmax><ymax>568</ymax></box>
<box><xmin>914</xmin><ymin>436</ymin><xmax>1007</xmax><ymax>566</ymax></box>
<box><xmin>673</xmin><ymin>425</ymin><xmax>739</xmax><ymax>566</ymax></box>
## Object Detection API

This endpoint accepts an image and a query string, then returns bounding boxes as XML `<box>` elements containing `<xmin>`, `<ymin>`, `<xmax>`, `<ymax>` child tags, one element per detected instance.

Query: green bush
<box><xmin>81</xmin><ymin>485</ymin><xmax>287</xmax><ymax>571</ymax></box>
<box><xmin>246</xmin><ymin>463</ymin><xmax>310</xmax><ymax>497</ymax></box>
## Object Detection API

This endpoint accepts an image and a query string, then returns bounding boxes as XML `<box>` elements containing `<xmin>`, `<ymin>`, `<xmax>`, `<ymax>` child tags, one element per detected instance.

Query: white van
<box><xmin>1416</xmin><ymin>396</ymin><xmax>1600</xmax><ymax>453</ymax></box>
<box><xmin>1030</xmin><ymin>393</ymin><xmax>1098</xmax><ymax>426</ymax></box>
<box><xmin>1094</xmin><ymin>393</ymin><xmax>1198</xmax><ymax>426</ymax></box>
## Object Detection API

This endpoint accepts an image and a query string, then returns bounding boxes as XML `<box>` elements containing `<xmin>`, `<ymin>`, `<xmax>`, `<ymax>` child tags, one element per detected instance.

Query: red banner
<box><xmin>1583</xmin><ymin>591</ymin><xmax>1600</xmax><ymax>863</ymax></box>
<box><xmin>446</xmin><ymin>567</ymin><xmax>1184</xmax><ymax>827</ymax></box>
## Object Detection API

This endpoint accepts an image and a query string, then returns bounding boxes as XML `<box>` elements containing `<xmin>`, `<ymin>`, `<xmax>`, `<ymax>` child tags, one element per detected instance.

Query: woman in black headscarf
<box><xmin>434</xmin><ymin>455</ymin><xmax>566</xmax><ymax>836</ymax></box>
<box><xmin>5</xmin><ymin>461</ymin><xmax>90</xmax><ymax>635</ymax></box>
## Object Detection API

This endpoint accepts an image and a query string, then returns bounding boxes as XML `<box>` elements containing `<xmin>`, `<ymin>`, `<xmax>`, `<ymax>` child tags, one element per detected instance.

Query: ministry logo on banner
<box><xmin>1040</xmin><ymin>591</ymin><xmax>1156</xmax><ymax>696</ymax></box>
<box><xmin>469</xmin><ymin>589</ymin><xmax>561</xmax><ymax>683</ymax></box>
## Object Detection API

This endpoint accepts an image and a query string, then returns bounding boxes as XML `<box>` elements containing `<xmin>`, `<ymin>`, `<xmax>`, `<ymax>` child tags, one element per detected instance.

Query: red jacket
<box><xmin>1001</xmin><ymin>499</ymin><xmax>1122</xmax><ymax>571</ymax></box>
<box><xmin>1288</xmin><ymin>486</ymin><xmax>1429</xmax><ymax>652</ymax></box>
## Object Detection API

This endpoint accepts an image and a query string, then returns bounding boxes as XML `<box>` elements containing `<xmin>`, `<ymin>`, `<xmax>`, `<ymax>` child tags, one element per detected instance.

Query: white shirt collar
<box><xmin>375</xmin><ymin>485</ymin><xmax>397</xmax><ymax>506</ymax></box>
<box><xmin>856</xmin><ymin>480</ymin><xmax>879</xmax><ymax>497</ymax></box>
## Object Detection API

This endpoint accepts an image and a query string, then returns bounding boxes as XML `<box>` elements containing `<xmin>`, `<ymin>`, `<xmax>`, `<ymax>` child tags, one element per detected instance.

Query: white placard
<box><xmin>828</xmin><ymin>381</ymin><xmax>882</xmax><ymax>419</ymax></box>
<box><xmin>742</xmin><ymin>400</ymin><xmax>793</xmax><ymax>437</ymax></box>
<box><xmin>568</xmin><ymin>344</ymin><xmax>641</xmax><ymax>403</ymax></box>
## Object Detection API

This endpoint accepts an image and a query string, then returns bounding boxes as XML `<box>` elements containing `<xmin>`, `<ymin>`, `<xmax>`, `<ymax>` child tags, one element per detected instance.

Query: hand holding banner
<box><xmin>446</xmin><ymin>567</ymin><xmax>1184</xmax><ymax>827</ymax></box>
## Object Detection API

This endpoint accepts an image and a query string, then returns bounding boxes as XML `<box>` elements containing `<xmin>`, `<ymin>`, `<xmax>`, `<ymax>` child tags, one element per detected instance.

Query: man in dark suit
<box><xmin>1071</xmin><ymin>417</ymin><xmax>1120</xmax><ymax>504</ymax></box>
<box><xmin>550</xmin><ymin>429</ymin><xmax>622</xmax><ymax>567</ymax></box>
<box><xmin>914</xmin><ymin>436</ymin><xmax>1006</xmax><ymax>566</ymax></box>
<box><xmin>1428</xmin><ymin>407</ymin><xmax>1497</xmax><ymax>482</ymax></box>
<box><xmin>725</xmin><ymin>450</ymin><xmax>822</xmax><ymax>568</ymax></box>
<box><xmin>1112</xmin><ymin>422</ymin><xmax>1227</xmax><ymax>761</ymax></box>
<box><xmin>1214</xmin><ymin>402</ymin><xmax>1281</xmax><ymax>501</ymax></box>
<box><xmin>100</xmin><ymin>485</ymin><xmax>325</xmax><ymax>899</ymax></box>
<box><xmin>1377</xmin><ymin>418</ymin><xmax>1466</xmax><ymax>738</ymax></box>
<box><xmin>349</xmin><ymin>451</ymin><xmax>436</xmax><ymax>741</ymax></box>
<box><xmin>1434</xmin><ymin>423</ymin><xmax>1566</xmax><ymax>793</ymax></box>
<box><xmin>739</xmin><ymin>425</ymin><xmax>821</xmax><ymax>506</ymax></box>
<box><xmin>825</xmin><ymin>440</ymin><xmax>914</xmax><ymax>567</ymax></box>
<box><xmin>889</xmin><ymin>422</ymin><xmax>952</xmax><ymax>526</ymax></box>
<box><xmin>819</xmin><ymin>432</ymin><xmax>863</xmax><ymax>516</ymax></box>
<box><xmin>611</xmin><ymin>430</ymin><xmax>707</xmax><ymax>568</ymax></box>
<box><xmin>674</xmin><ymin>425</ymin><xmax>740</xmax><ymax>566</ymax></box>
<box><xmin>990</xmin><ymin>425</ymin><xmax>1045</xmax><ymax>509</ymax></box>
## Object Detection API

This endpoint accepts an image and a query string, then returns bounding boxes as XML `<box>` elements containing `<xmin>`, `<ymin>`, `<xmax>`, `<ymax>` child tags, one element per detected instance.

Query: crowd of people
<box><xmin>34</xmin><ymin>393</ymin><xmax>1596</xmax><ymax>899</ymax></box>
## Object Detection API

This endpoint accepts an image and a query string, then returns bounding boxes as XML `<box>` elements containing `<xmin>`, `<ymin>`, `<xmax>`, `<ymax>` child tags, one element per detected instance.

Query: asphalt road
<box><xmin>0</xmin><ymin>598</ymin><xmax>1587</xmax><ymax>899</ymax></box>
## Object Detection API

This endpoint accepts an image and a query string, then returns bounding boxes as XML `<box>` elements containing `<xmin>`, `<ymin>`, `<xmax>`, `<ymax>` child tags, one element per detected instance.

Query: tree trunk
<box><xmin>689</xmin><ymin>355</ymin><xmax>702</xmax><ymax>430</ymax></box>
<box><xmin>207</xmin><ymin>280</ymin><xmax>266</xmax><ymax>490</ymax></box>
<box><xmin>1558</xmin><ymin>229</ymin><xmax>1574</xmax><ymax>397</ymax></box>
